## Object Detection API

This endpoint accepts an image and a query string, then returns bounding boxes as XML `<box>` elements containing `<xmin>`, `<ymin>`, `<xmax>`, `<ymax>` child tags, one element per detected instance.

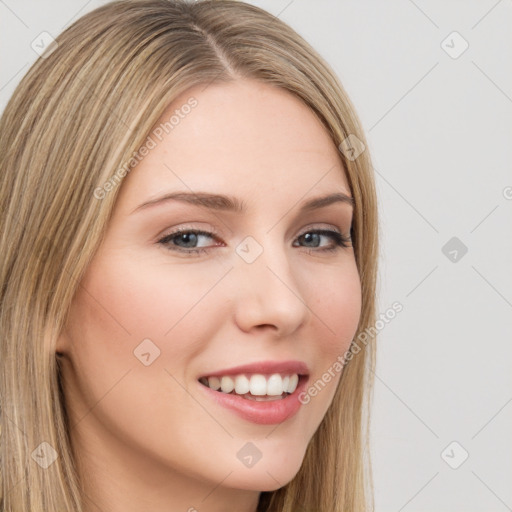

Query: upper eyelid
<box><xmin>158</xmin><ymin>225</ymin><xmax>220</xmax><ymax>242</ymax></box>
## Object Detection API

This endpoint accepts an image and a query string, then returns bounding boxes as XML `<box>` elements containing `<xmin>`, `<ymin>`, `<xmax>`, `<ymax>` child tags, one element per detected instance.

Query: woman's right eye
<box><xmin>157</xmin><ymin>229</ymin><xmax>220</xmax><ymax>255</ymax></box>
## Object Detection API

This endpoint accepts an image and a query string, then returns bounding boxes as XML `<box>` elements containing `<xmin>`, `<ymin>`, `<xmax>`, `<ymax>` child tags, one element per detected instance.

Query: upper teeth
<box><xmin>201</xmin><ymin>374</ymin><xmax>299</xmax><ymax>396</ymax></box>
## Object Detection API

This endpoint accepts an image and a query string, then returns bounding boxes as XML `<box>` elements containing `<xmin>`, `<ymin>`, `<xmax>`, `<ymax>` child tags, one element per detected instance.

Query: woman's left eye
<box><xmin>293</xmin><ymin>229</ymin><xmax>351</xmax><ymax>252</ymax></box>
<box><xmin>157</xmin><ymin>228</ymin><xmax>351</xmax><ymax>255</ymax></box>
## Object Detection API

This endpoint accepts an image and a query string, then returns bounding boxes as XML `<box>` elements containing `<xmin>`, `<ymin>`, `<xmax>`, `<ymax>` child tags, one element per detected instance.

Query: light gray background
<box><xmin>1</xmin><ymin>1</ymin><xmax>511</xmax><ymax>511</ymax></box>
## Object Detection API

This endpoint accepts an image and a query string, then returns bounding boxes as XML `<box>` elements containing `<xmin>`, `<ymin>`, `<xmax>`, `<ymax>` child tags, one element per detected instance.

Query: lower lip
<box><xmin>198</xmin><ymin>376</ymin><xmax>308</xmax><ymax>425</ymax></box>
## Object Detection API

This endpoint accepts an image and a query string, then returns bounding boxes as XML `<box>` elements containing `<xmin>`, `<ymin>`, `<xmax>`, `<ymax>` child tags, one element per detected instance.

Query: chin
<box><xmin>227</xmin><ymin>459</ymin><xmax>304</xmax><ymax>492</ymax></box>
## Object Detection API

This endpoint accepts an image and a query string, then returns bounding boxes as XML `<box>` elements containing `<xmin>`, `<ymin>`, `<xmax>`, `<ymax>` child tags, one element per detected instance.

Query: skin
<box><xmin>56</xmin><ymin>78</ymin><xmax>362</xmax><ymax>512</ymax></box>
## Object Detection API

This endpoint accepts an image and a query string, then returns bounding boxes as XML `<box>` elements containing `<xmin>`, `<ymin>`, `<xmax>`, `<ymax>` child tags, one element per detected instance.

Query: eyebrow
<box><xmin>131</xmin><ymin>190</ymin><xmax>354</xmax><ymax>214</ymax></box>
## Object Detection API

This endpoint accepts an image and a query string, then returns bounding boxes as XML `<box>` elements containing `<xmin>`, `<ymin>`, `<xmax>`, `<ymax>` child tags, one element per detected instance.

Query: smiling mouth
<box><xmin>198</xmin><ymin>373</ymin><xmax>306</xmax><ymax>401</ymax></box>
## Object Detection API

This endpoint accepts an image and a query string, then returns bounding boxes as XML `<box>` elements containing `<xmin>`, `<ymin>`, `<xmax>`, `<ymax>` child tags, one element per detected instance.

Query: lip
<box><xmin>198</xmin><ymin>375</ymin><xmax>309</xmax><ymax>425</ymax></box>
<box><xmin>197</xmin><ymin>360</ymin><xmax>310</xmax><ymax>425</ymax></box>
<box><xmin>198</xmin><ymin>360</ymin><xmax>310</xmax><ymax>379</ymax></box>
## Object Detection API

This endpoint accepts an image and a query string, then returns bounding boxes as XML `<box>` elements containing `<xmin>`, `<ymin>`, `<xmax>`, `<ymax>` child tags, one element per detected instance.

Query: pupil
<box><xmin>179</xmin><ymin>233</ymin><xmax>197</xmax><ymax>247</ymax></box>
<box><xmin>303</xmin><ymin>233</ymin><xmax>319</xmax><ymax>247</ymax></box>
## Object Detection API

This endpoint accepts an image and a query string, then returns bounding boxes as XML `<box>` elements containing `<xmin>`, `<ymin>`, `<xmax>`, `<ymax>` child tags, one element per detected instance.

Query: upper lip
<box><xmin>199</xmin><ymin>360</ymin><xmax>310</xmax><ymax>379</ymax></box>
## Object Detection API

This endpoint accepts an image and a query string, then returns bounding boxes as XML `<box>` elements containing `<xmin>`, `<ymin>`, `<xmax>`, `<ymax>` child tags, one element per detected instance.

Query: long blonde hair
<box><xmin>0</xmin><ymin>1</ymin><xmax>379</xmax><ymax>510</ymax></box>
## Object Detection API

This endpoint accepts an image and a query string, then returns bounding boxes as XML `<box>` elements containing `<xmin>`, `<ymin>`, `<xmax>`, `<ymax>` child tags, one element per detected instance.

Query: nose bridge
<box><xmin>231</xmin><ymin>233</ymin><xmax>309</xmax><ymax>334</ymax></box>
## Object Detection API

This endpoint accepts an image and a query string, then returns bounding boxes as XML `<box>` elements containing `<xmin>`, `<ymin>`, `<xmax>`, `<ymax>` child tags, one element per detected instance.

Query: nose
<box><xmin>231</xmin><ymin>238</ymin><xmax>310</xmax><ymax>337</ymax></box>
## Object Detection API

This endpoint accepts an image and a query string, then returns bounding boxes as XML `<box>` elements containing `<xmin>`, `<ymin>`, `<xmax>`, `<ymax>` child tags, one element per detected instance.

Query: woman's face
<box><xmin>58</xmin><ymin>78</ymin><xmax>361</xmax><ymax>507</ymax></box>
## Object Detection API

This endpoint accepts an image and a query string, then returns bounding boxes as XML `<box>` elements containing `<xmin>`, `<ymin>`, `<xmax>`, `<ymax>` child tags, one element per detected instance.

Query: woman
<box><xmin>0</xmin><ymin>1</ymin><xmax>379</xmax><ymax>510</ymax></box>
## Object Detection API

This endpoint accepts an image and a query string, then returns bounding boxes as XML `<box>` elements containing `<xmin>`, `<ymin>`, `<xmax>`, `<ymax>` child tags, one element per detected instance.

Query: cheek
<box><xmin>63</xmin><ymin>257</ymin><xmax>236</xmax><ymax>471</ymax></box>
<box><xmin>77</xmin><ymin>251</ymin><xmax>229</xmax><ymax>343</ymax></box>
<box><xmin>296</xmin><ymin>262</ymin><xmax>361</xmax><ymax>420</ymax></box>
<box><xmin>65</xmin><ymin>252</ymin><xmax>232</xmax><ymax>404</ymax></box>
<box><xmin>307</xmin><ymin>261</ymin><xmax>362</xmax><ymax>357</ymax></box>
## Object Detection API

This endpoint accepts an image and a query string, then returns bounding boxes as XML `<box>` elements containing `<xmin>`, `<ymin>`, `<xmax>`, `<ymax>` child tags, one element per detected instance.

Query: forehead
<box><xmin>118</xmin><ymin>79</ymin><xmax>351</xmax><ymax>208</ymax></box>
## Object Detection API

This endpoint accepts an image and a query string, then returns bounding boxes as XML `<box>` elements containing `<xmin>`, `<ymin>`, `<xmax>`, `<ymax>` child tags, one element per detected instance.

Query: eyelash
<box><xmin>157</xmin><ymin>227</ymin><xmax>352</xmax><ymax>255</ymax></box>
